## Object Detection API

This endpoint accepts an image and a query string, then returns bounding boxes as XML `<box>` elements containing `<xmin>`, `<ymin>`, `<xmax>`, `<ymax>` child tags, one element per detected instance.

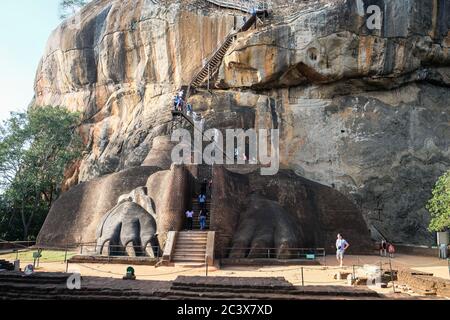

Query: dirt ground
<box><xmin>10</xmin><ymin>253</ymin><xmax>448</xmax><ymax>298</ymax></box>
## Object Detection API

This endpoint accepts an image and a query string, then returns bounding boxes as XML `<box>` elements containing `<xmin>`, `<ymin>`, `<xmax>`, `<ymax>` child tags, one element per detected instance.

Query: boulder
<box><xmin>37</xmin><ymin>166</ymin><xmax>160</xmax><ymax>247</ymax></box>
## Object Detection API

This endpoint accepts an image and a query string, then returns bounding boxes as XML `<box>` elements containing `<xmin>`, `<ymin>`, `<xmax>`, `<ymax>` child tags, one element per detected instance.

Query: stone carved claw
<box><xmin>229</xmin><ymin>195</ymin><xmax>303</xmax><ymax>259</ymax></box>
<box><xmin>96</xmin><ymin>187</ymin><xmax>158</xmax><ymax>257</ymax></box>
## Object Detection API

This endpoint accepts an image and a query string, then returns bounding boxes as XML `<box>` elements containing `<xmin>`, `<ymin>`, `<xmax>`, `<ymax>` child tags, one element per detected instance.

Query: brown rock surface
<box><xmin>397</xmin><ymin>269</ymin><xmax>450</xmax><ymax>298</ymax></box>
<box><xmin>37</xmin><ymin>166</ymin><xmax>160</xmax><ymax>247</ymax></box>
<box><xmin>146</xmin><ymin>164</ymin><xmax>194</xmax><ymax>245</ymax></box>
<box><xmin>211</xmin><ymin>166</ymin><xmax>373</xmax><ymax>257</ymax></box>
<box><xmin>34</xmin><ymin>0</ymin><xmax>450</xmax><ymax>245</ymax></box>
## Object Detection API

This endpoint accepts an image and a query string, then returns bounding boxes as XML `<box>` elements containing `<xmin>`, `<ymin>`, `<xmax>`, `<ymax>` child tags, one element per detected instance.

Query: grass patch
<box><xmin>0</xmin><ymin>250</ymin><xmax>77</xmax><ymax>263</ymax></box>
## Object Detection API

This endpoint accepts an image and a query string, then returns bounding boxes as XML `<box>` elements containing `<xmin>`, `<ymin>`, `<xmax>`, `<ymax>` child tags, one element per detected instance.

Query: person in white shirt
<box><xmin>336</xmin><ymin>234</ymin><xmax>350</xmax><ymax>267</ymax></box>
<box><xmin>185</xmin><ymin>210</ymin><xmax>194</xmax><ymax>230</ymax></box>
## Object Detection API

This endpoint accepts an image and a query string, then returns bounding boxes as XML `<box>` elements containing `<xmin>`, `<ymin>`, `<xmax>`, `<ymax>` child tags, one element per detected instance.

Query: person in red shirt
<box><xmin>388</xmin><ymin>243</ymin><xmax>395</xmax><ymax>258</ymax></box>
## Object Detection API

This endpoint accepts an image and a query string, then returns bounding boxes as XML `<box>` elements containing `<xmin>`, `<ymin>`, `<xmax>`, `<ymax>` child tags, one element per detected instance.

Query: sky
<box><xmin>0</xmin><ymin>0</ymin><xmax>61</xmax><ymax>122</ymax></box>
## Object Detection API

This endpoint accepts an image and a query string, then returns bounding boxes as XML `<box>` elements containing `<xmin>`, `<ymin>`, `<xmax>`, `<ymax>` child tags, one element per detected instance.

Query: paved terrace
<box><xmin>1</xmin><ymin>253</ymin><xmax>448</xmax><ymax>299</ymax></box>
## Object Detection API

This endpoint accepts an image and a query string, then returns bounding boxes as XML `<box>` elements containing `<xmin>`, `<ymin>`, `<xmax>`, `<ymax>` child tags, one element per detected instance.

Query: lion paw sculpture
<box><xmin>96</xmin><ymin>187</ymin><xmax>158</xmax><ymax>257</ymax></box>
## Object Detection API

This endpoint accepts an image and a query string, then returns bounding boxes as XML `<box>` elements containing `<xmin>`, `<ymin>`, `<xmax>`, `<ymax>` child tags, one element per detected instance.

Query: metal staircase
<box><xmin>190</xmin><ymin>31</ymin><xmax>237</xmax><ymax>89</ymax></box>
<box><xmin>206</xmin><ymin>0</ymin><xmax>272</xmax><ymax>14</ymax></box>
<box><xmin>169</xmin><ymin>1</ymin><xmax>271</xmax><ymax>135</ymax></box>
<box><xmin>189</xmin><ymin>11</ymin><xmax>265</xmax><ymax>90</ymax></box>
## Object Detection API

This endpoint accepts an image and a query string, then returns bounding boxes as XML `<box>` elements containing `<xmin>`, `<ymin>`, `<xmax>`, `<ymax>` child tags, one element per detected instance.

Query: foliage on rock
<box><xmin>427</xmin><ymin>170</ymin><xmax>450</xmax><ymax>232</ymax></box>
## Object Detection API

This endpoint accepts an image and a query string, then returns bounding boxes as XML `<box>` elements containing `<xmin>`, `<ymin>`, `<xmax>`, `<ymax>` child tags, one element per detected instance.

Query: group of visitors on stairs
<box><xmin>173</xmin><ymin>90</ymin><xmax>205</xmax><ymax>132</ymax></box>
<box><xmin>173</xmin><ymin>90</ymin><xmax>192</xmax><ymax>113</ymax></box>
<box><xmin>185</xmin><ymin>179</ymin><xmax>212</xmax><ymax>231</ymax></box>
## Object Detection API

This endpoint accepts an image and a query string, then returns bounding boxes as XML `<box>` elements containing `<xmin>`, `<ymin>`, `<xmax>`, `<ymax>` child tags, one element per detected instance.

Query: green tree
<box><xmin>59</xmin><ymin>0</ymin><xmax>89</xmax><ymax>19</ymax></box>
<box><xmin>0</xmin><ymin>106</ymin><xmax>83</xmax><ymax>240</ymax></box>
<box><xmin>427</xmin><ymin>170</ymin><xmax>450</xmax><ymax>232</ymax></box>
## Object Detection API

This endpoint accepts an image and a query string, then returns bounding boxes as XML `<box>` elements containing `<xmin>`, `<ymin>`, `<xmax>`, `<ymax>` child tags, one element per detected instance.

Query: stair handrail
<box><xmin>187</xmin><ymin>0</ymin><xmax>273</xmax><ymax>94</ymax></box>
<box><xmin>189</xmin><ymin>28</ymin><xmax>238</xmax><ymax>90</ymax></box>
<box><xmin>206</xmin><ymin>0</ymin><xmax>272</xmax><ymax>14</ymax></box>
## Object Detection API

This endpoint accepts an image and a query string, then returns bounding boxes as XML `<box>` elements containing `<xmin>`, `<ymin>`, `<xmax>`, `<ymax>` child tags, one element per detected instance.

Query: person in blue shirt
<box><xmin>336</xmin><ymin>234</ymin><xmax>350</xmax><ymax>267</ymax></box>
<box><xmin>173</xmin><ymin>95</ymin><xmax>179</xmax><ymax>111</ymax></box>
<box><xmin>199</xmin><ymin>209</ymin><xmax>208</xmax><ymax>230</ymax></box>
<box><xmin>198</xmin><ymin>194</ymin><xmax>207</xmax><ymax>210</ymax></box>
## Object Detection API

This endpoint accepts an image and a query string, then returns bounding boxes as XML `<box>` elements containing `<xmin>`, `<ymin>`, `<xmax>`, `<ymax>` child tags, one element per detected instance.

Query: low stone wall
<box><xmin>68</xmin><ymin>255</ymin><xmax>158</xmax><ymax>266</ymax></box>
<box><xmin>397</xmin><ymin>269</ymin><xmax>450</xmax><ymax>298</ymax></box>
<box><xmin>220</xmin><ymin>258</ymin><xmax>321</xmax><ymax>266</ymax></box>
<box><xmin>395</xmin><ymin>245</ymin><xmax>442</xmax><ymax>257</ymax></box>
<box><xmin>0</xmin><ymin>242</ymin><xmax>35</xmax><ymax>251</ymax></box>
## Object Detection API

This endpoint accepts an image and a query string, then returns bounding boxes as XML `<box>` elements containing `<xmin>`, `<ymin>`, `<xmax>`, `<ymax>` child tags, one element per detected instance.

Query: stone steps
<box><xmin>0</xmin><ymin>274</ymin><xmax>381</xmax><ymax>300</ymax></box>
<box><xmin>172</xmin><ymin>256</ymin><xmax>206</xmax><ymax>262</ymax></box>
<box><xmin>177</xmin><ymin>233</ymin><xmax>208</xmax><ymax>239</ymax></box>
<box><xmin>171</xmin><ymin>276</ymin><xmax>380</xmax><ymax>298</ymax></box>
<box><xmin>172</xmin><ymin>231</ymin><xmax>208</xmax><ymax>263</ymax></box>
<box><xmin>175</xmin><ymin>243</ymin><xmax>207</xmax><ymax>248</ymax></box>
<box><xmin>0</xmin><ymin>286</ymin><xmax>381</xmax><ymax>301</ymax></box>
<box><xmin>0</xmin><ymin>259</ymin><xmax>14</xmax><ymax>271</ymax></box>
<box><xmin>173</xmin><ymin>248</ymin><xmax>207</xmax><ymax>253</ymax></box>
<box><xmin>0</xmin><ymin>272</ymin><xmax>69</xmax><ymax>284</ymax></box>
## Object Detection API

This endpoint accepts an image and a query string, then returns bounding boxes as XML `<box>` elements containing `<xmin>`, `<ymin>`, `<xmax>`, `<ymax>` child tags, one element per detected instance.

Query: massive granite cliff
<box><xmin>35</xmin><ymin>0</ymin><xmax>450</xmax><ymax>246</ymax></box>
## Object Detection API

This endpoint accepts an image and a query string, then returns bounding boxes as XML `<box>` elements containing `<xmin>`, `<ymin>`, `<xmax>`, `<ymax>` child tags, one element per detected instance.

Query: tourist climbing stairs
<box><xmin>192</xmin><ymin>164</ymin><xmax>213</xmax><ymax>230</ymax></box>
<box><xmin>169</xmin><ymin>1</ymin><xmax>271</xmax><ymax>130</ymax></box>
<box><xmin>191</xmin><ymin>198</ymin><xmax>211</xmax><ymax>230</ymax></box>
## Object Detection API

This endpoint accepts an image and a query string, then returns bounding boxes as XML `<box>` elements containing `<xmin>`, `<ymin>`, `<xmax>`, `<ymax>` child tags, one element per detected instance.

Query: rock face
<box><xmin>38</xmin><ymin>163</ymin><xmax>372</xmax><ymax>256</ymax></box>
<box><xmin>37</xmin><ymin>166</ymin><xmax>160</xmax><ymax>247</ymax></box>
<box><xmin>35</xmin><ymin>0</ymin><xmax>241</xmax><ymax>184</ymax></box>
<box><xmin>212</xmin><ymin>166</ymin><xmax>373</xmax><ymax>256</ymax></box>
<box><xmin>38</xmin><ymin>162</ymin><xmax>196</xmax><ymax>249</ymax></box>
<box><xmin>35</xmin><ymin>0</ymin><xmax>450</xmax><ymax>245</ymax></box>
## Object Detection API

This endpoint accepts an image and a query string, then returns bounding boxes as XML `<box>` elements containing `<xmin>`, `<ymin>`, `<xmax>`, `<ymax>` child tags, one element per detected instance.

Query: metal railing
<box><xmin>206</xmin><ymin>0</ymin><xmax>273</xmax><ymax>14</ymax></box>
<box><xmin>79</xmin><ymin>243</ymin><xmax>161</xmax><ymax>258</ymax></box>
<box><xmin>0</xmin><ymin>240</ymin><xmax>35</xmax><ymax>252</ymax></box>
<box><xmin>222</xmin><ymin>247</ymin><xmax>326</xmax><ymax>260</ymax></box>
<box><xmin>0</xmin><ymin>241</ymin><xmax>162</xmax><ymax>263</ymax></box>
<box><xmin>189</xmin><ymin>27</ymin><xmax>237</xmax><ymax>89</ymax></box>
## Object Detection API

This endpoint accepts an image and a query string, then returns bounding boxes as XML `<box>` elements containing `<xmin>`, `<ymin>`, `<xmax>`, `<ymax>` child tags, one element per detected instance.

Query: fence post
<box><xmin>352</xmin><ymin>265</ymin><xmax>356</xmax><ymax>282</ymax></box>
<box><xmin>37</xmin><ymin>249</ymin><xmax>42</xmax><ymax>268</ymax></box>
<box><xmin>389</xmin><ymin>257</ymin><xmax>396</xmax><ymax>294</ymax></box>
<box><xmin>301</xmin><ymin>267</ymin><xmax>304</xmax><ymax>287</ymax></box>
<box><xmin>64</xmin><ymin>243</ymin><xmax>68</xmax><ymax>263</ymax></box>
